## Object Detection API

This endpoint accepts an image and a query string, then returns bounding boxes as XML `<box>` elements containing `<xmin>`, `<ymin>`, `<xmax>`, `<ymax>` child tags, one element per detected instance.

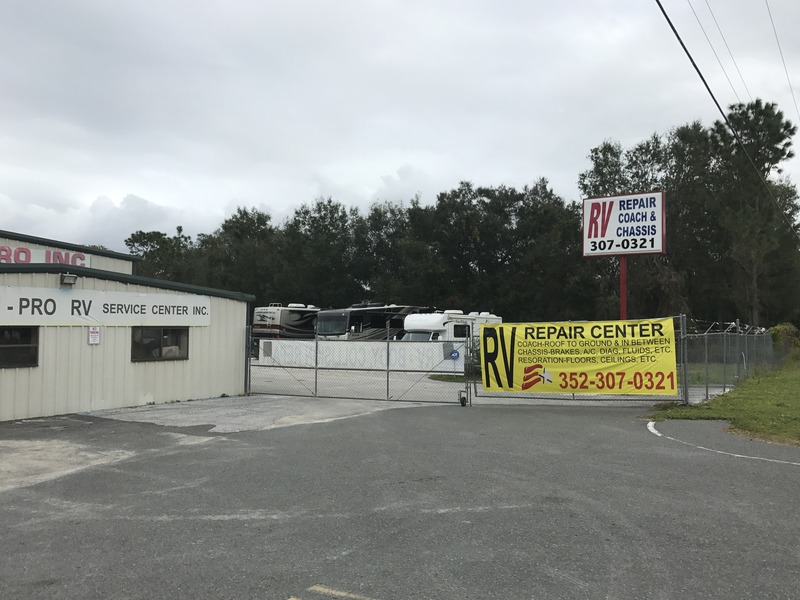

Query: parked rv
<box><xmin>402</xmin><ymin>310</ymin><xmax>502</xmax><ymax>341</ymax></box>
<box><xmin>315</xmin><ymin>303</ymin><xmax>427</xmax><ymax>340</ymax></box>
<box><xmin>252</xmin><ymin>303</ymin><xmax>319</xmax><ymax>339</ymax></box>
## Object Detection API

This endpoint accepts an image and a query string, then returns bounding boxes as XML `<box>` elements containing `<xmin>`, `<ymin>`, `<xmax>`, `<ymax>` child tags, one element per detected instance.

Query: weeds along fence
<box><xmin>684</xmin><ymin>321</ymin><xmax>786</xmax><ymax>401</ymax></box>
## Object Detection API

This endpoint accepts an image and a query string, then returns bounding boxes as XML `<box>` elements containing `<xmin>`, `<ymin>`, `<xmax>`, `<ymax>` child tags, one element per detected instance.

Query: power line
<box><xmin>685</xmin><ymin>0</ymin><xmax>742</xmax><ymax>104</ymax></box>
<box><xmin>703</xmin><ymin>0</ymin><xmax>752</xmax><ymax>102</ymax></box>
<box><xmin>653</xmin><ymin>0</ymin><xmax>800</xmax><ymax>244</ymax></box>
<box><xmin>764</xmin><ymin>0</ymin><xmax>800</xmax><ymax>125</ymax></box>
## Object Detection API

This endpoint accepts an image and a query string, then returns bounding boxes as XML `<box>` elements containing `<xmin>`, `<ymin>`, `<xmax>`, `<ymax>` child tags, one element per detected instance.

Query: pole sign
<box><xmin>1</xmin><ymin>287</ymin><xmax>211</xmax><ymax>326</ymax></box>
<box><xmin>582</xmin><ymin>192</ymin><xmax>665</xmax><ymax>257</ymax></box>
<box><xmin>480</xmin><ymin>318</ymin><xmax>677</xmax><ymax>396</ymax></box>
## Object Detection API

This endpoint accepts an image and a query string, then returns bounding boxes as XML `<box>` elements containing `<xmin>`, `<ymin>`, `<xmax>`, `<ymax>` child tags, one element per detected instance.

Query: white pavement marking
<box><xmin>647</xmin><ymin>421</ymin><xmax>661</xmax><ymax>436</ymax></box>
<box><xmin>646</xmin><ymin>421</ymin><xmax>800</xmax><ymax>467</ymax></box>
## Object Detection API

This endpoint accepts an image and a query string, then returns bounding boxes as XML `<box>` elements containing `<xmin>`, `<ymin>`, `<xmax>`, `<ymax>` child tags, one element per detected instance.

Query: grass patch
<box><xmin>651</xmin><ymin>353</ymin><xmax>800</xmax><ymax>446</ymax></box>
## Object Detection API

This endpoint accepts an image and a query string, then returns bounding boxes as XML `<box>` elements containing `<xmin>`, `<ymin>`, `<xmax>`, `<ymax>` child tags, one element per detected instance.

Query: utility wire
<box><xmin>764</xmin><ymin>0</ymin><xmax>800</xmax><ymax>125</ymax></box>
<box><xmin>653</xmin><ymin>0</ymin><xmax>800</xmax><ymax>244</ymax></box>
<box><xmin>703</xmin><ymin>0</ymin><xmax>752</xmax><ymax>102</ymax></box>
<box><xmin>685</xmin><ymin>0</ymin><xmax>742</xmax><ymax>103</ymax></box>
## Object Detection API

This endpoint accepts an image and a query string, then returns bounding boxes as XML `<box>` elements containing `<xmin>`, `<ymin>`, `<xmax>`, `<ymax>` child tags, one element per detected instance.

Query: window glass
<box><xmin>316</xmin><ymin>315</ymin><xmax>347</xmax><ymax>335</ymax></box>
<box><xmin>132</xmin><ymin>327</ymin><xmax>189</xmax><ymax>361</ymax></box>
<box><xmin>403</xmin><ymin>332</ymin><xmax>432</xmax><ymax>341</ymax></box>
<box><xmin>0</xmin><ymin>327</ymin><xmax>39</xmax><ymax>368</ymax></box>
<box><xmin>453</xmin><ymin>324</ymin><xmax>470</xmax><ymax>338</ymax></box>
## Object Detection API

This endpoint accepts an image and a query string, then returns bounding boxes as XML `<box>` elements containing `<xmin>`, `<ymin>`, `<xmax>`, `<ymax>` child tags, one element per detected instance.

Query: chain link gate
<box><xmin>249</xmin><ymin>337</ymin><xmax>469</xmax><ymax>404</ymax></box>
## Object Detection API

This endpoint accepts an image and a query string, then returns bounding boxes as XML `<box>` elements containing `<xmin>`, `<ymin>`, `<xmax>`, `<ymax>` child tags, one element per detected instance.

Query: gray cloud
<box><xmin>1</xmin><ymin>0</ymin><xmax>798</xmax><ymax>252</ymax></box>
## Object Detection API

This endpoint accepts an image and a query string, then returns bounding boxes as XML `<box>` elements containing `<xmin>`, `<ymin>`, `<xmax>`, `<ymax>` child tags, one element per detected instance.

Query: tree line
<box><xmin>125</xmin><ymin>99</ymin><xmax>800</xmax><ymax>327</ymax></box>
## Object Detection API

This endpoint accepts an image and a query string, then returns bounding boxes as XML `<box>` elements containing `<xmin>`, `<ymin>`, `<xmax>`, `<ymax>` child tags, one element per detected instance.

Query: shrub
<box><xmin>769</xmin><ymin>323</ymin><xmax>800</xmax><ymax>351</ymax></box>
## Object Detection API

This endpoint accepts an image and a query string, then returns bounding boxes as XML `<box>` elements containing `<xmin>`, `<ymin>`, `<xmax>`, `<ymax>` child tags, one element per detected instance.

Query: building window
<box><xmin>0</xmin><ymin>327</ymin><xmax>39</xmax><ymax>368</ymax></box>
<box><xmin>453</xmin><ymin>324</ymin><xmax>470</xmax><ymax>339</ymax></box>
<box><xmin>132</xmin><ymin>327</ymin><xmax>189</xmax><ymax>361</ymax></box>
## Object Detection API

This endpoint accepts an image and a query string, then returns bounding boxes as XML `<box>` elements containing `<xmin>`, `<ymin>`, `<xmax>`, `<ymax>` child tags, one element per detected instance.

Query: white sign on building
<box><xmin>582</xmin><ymin>192</ymin><xmax>665</xmax><ymax>257</ymax></box>
<box><xmin>0</xmin><ymin>287</ymin><xmax>211</xmax><ymax>326</ymax></box>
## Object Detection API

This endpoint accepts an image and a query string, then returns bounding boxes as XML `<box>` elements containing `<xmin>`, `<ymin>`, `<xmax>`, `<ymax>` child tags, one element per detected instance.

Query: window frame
<box><xmin>131</xmin><ymin>327</ymin><xmax>189</xmax><ymax>362</ymax></box>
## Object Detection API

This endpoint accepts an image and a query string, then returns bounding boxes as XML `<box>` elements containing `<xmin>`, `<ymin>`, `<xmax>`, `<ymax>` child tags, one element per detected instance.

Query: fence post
<box><xmin>680</xmin><ymin>314</ymin><xmax>689</xmax><ymax>404</ymax></box>
<box><xmin>386</xmin><ymin>320</ymin><xmax>391</xmax><ymax>401</ymax></box>
<box><xmin>314</xmin><ymin>335</ymin><xmax>319</xmax><ymax>397</ymax></box>
<box><xmin>736</xmin><ymin>319</ymin><xmax>741</xmax><ymax>383</ymax></box>
<box><xmin>466</xmin><ymin>335</ymin><xmax>474</xmax><ymax>406</ymax></box>
<box><xmin>744</xmin><ymin>333</ymin><xmax>749</xmax><ymax>374</ymax></box>
<box><xmin>722</xmin><ymin>333</ymin><xmax>728</xmax><ymax>393</ymax></box>
<box><xmin>245</xmin><ymin>325</ymin><xmax>251</xmax><ymax>394</ymax></box>
<box><xmin>704</xmin><ymin>331</ymin><xmax>709</xmax><ymax>401</ymax></box>
<box><xmin>386</xmin><ymin>339</ymin><xmax>391</xmax><ymax>401</ymax></box>
<box><xmin>470</xmin><ymin>335</ymin><xmax>475</xmax><ymax>406</ymax></box>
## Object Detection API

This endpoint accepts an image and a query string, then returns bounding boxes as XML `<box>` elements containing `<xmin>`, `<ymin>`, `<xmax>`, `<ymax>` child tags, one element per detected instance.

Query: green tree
<box><xmin>124</xmin><ymin>226</ymin><xmax>194</xmax><ymax>280</ymax></box>
<box><xmin>709</xmin><ymin>100</ymin><xmax>799</xmax><ymax>326</ymax></box>
<box><xmin>274</xmin><ymin>198</ymin><xmax>365</xmax><ymax>307</ymax></box>
<box><xmin>578</xmin><ymin>100</ymin><xmax>800</xmax><ymax>326</ymax></box>
<box><xmin>192</xmin><ymin>207</ymin><xmax>278</xmax><ymax>302</ymax></box>
<box><xmin>394</xmin><ymin>198</ymin><xmax>446</xmax><ymax>306</ymax></box>
<box><xmin>355</xmin><ymin>200</ymin><xmax>414</xmax><ymax>302</ymax></box>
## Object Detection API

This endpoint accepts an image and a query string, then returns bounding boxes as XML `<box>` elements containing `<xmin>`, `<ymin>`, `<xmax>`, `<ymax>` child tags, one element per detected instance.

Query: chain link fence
<box><xmin>248</xmin><ymin>317</ymin><xmax>786</xmax><ymax>406</ymax></box>
<box><xmin>464</xmin><ymin>317</ymin><xmax>784</xmax><ymax>405</ymax></box>
<box><xmin>684</xmin><ymin>321</ymin><xmax>786</xmax><ymax>402</ymax></box>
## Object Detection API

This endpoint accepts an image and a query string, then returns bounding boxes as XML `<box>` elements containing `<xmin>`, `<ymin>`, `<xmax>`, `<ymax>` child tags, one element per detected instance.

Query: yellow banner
<box><xmin>480</xmin><ymin>318</ymin><xmax>677</xmax><ymax>396</ymax></box>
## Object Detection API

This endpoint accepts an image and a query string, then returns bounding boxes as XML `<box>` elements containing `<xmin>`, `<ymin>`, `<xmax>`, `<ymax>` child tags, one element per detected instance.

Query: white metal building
<box><xmin>0</xmin><ymin>230</ymin><xmax>254</xmax><ymax>421</ymax></box>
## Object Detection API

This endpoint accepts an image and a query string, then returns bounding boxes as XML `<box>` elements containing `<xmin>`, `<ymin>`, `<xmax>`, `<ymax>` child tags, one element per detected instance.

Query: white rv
<box><xmin>252</xmin><ymin>303</ymin><xmax>319</xmax><ymax>338</ymax></box>
<box><xmin>402</xmin><ymin>310</ymin><xmax>502</xmax><ymax>341</ymax></box>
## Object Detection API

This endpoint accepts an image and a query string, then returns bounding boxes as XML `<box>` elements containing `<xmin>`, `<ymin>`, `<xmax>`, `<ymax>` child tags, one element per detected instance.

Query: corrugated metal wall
<box><xmin>0</xmin><ymin>235</ymin><xmax>134</xmax><ymax>274</ymax></box>
<box><xmin>0</xmin><ymin>273</ymin><xmax>248</xmax><ymax>421</ymax></box>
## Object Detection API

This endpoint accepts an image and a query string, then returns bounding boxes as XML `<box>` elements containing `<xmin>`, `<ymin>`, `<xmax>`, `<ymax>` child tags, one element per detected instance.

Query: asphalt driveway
<box><xmin>1</xmin><ymin>395</ymin><xmax>798</xmax><ymax>600</ymax></box>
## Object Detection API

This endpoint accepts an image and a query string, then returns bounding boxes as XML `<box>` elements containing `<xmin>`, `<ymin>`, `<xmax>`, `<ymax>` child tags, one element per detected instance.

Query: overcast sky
<box><xmin>2</xmin><ymin>0</ymin><xmax>799</xmax><ymax>252</ymax></box>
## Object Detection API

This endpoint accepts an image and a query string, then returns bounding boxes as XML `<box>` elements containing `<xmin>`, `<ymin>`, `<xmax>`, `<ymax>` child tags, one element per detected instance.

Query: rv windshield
<box><xmin>403</xmin><ymin>331</ymin><xmax>436</xmax><ymax>341</ymax></box>
<box><xmin>316</xmin><ymin>315</ymin><xmax>348</xmax><ymax>336</ymax></box>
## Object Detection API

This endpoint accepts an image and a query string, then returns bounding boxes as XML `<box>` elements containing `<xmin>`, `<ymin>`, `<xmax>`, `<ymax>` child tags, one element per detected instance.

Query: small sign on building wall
<box><xmin>88</xmin><ymin>326</ymin><xmax>101</xmax><ymax>345</ymax></box>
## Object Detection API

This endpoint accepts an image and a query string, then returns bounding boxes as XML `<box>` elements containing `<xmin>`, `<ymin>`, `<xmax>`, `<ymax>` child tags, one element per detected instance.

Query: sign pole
<box><xmin>620</xmin><ymin>254</ymin><xmax>627</xmax><ymax>320</ymax></box>
<box><xmin>582</xmin><ymin>191</ymin><xmax>665</xmax><ymax>322</ymax></box>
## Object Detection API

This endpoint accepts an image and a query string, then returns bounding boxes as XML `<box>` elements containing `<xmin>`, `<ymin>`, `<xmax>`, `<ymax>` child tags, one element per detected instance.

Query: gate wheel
<box><xmin>459</xmin><ymin>391</ymin><xmax>467</xmax><ymax>407</ymax></box>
